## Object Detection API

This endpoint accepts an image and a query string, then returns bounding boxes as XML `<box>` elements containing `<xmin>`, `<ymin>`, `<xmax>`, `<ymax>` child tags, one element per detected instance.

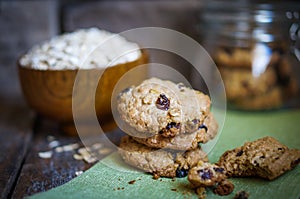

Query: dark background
<box><xmin>0</xmin><ymin>0</ymin><xmax>203</xmax><ymax>100</ymax></box>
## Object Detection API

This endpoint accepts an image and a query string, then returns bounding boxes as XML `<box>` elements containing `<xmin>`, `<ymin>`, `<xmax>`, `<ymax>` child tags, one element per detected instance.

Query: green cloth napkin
<box><xmin>30</xmin><ymin>110</ymin><xmax>300</xmax><ymax>199</ymax></box>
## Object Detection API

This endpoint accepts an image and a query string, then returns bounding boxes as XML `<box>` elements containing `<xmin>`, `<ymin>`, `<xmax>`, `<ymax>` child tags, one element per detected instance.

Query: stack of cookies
<box><xmin>117</xmin><ymin>78</ymin><xmax>218</xmax><ymax>178</ymax></box>
<box><xmin>214</xmin><ymin>46</ymin><xmax>298</xmax><ymax>110</ymax></box>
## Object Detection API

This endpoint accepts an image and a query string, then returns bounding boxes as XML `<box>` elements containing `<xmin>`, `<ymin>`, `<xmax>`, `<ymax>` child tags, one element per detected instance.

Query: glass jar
<box><xmin>199</xmin><ymin>0</ymin><xmax>300</xmax><ymax>110</ymax></box>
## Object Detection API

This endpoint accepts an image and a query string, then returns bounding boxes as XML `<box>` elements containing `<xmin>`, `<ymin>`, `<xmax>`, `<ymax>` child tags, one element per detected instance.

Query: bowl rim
<box><xmin>17</xmin><ymin>49</ymin><xmax>148</xmax><ymax>72</ymax></box>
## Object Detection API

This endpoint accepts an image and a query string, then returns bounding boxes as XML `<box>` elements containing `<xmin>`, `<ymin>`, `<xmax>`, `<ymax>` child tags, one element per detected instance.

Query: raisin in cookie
<box><xmin>131</xmin><ymin>113</ymin><xmax>218</xmax><ymax>150</ymax></box>
<box><xmin>117</xmin><ymin>78</ymin><xmax>211</xmax><ymax>138</ymax></box>
<box><xmin>218</xmin><ymin>136</ymin><xmax>300</xmax><ymax>180</ymax></box>
<box><xmin>118</xmin><ymin>136</ymin><xmax>208</xmax><ymax>178</ymax></box>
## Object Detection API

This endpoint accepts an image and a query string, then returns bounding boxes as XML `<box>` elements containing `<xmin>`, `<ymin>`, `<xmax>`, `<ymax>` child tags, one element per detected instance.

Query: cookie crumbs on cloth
<box><xmin>233</xmin><ymin>190</ymin><xmax>249</xmax><ymax>199</ymax></box>
<box><xmin>218</xmin><ymin>136</ymin><xmax>300</xmax><ymax>180</ymax></box>
<box><xmin>212</xmin><ymin>179</ymin><xmax>234</xmax><ymax>196</ymax></box>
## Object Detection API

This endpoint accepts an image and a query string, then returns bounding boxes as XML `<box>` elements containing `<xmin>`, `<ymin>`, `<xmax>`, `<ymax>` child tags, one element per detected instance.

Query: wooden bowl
<box><xmin>18</xmin><ymin>50</ymin><xmax>148</xmax><ymax>135</ymax></box>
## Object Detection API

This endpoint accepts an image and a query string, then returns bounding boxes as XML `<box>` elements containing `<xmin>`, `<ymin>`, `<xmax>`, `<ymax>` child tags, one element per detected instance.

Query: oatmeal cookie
<box><xmin>131</xmin><ymin>113</ymin><xmax>218</xmax><ymax>150</ymax></box>
<box><xmin>118</xmin><ymin>136</ymin><xmax>208</xmax><ymax>178</ymax></box>
<box><xmin>117</xmin><ymin>78</ymin><xmax>211</xmax><ymax>138</ymax></box>
<box><xmin>232</xmin><ymin>86</ymin><xmax>283</xmax><ymax>110</ymax></box>
<box><xmin>219</xmin><ymin>67</ymin><xmax>277</xmax><ymax>100</ymax></box>
<box><xmin>218</xmin><ymin>136</ymin><xmax>300</xmax><ymax>180</ymax></box>
<box><xmin>214</xmin><ymin>47</ymin><xmax>281</xmax><ymax>69</ymax></box>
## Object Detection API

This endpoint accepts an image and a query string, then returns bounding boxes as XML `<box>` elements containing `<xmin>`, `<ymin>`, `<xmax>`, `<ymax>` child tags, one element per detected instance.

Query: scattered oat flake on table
<box><xmin>91</xmin><ymin>143</ymin><xmax>103</xmax><ymax>150</ymax></box>
<box><xmin>75</xmin><ymin>171</ymin><xmax>83</xmax><ymax>176</ymax></box>
<box><xmin>55</xmin><ymin>147</ymin><xmax>64</xmax><ymax>153</ymax></box>
<box><xmin>38</xmin><ymin>151</ymin><xmax>53</xmax><ymax>159</ymax></box>
<box><xmin>55</xmin><ymin>143</ymin><xmax>79</xmax><ymax>152</ymax></box>
<box><xmin>78</xmin><ymin>147</ymin><xmax>91</xmax><ymax>155</ymax></box>
<box><xmin>73</xmin><ymin>154</ymin><xmax>83</xmax><ymax>160</ymax></box>
<box><xmin>83</xmin><ymin>155</ymin><xmax>97</xmax><ymax>164</ymax></box>
<box><xmin>48</xmin><ymin>140</ymin><xmax>60</xmax><ymax>148</ymax></box>
<box><xmin>98</xmin><ymin>148</ymin><xmax>112</xmax><ymax>155</ymax></box>
<box><xmin>62</xmin><ymin>143</ymin><xmax>80</xmax><ymax>151</ymax></box>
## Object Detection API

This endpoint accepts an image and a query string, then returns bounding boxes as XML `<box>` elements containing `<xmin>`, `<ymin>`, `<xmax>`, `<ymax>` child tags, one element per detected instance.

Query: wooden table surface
<box><xmin>1</xmin><ymin>111</ymin><xmax>122</xmax><ymax>199</ymax></box>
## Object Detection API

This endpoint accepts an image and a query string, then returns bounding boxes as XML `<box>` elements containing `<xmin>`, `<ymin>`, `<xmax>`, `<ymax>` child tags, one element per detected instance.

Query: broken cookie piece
<box><xmin>188</xmin><ymin>161</ymin><xmax>227</xmax><ymax>187</ymax></box>
<box><xmin>188</xmin><ymin>161</ymin><xmax>234</xmax><ymax>198</ymax></box>
<box><xmin>218</xmin><ymin>136</ymin><xmax>300</xmax><ymax>180</ymax></box>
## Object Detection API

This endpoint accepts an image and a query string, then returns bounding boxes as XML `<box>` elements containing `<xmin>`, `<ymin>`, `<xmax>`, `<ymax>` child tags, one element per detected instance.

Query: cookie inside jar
<box><xmin>214</xmin><ymin>43</ymin><xmax>298</xmax><ymax>110</ymax></box>
<box><xmin>198</xmin><ymin>1</ymin><xmax>300</xmax><ymax>111</ymax></box>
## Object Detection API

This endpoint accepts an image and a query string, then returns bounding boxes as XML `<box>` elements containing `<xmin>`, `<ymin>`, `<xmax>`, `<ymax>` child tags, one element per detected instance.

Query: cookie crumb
<box><xmin>233</xmin><ymin>190</ymin><xmax>249</xmax><ymax>199</ymax></box>
<box><xmin>213</xmin><ymin>179</ymin><xmax>234</xmax><ymax>196</ymax></box>
<box><xmin>153</xmin><ymin>173</ymin><xmax>160</xmax><ymax>180</ymax></box>
<box><xmin>128</xmin><ymin>180</ymin><xmax>136</xmax><ymax>184</ymax></box>
<box><xmin>195</xmin><ymin>187</ymin><xmax>206</xmax><ymax>199</ymax></box>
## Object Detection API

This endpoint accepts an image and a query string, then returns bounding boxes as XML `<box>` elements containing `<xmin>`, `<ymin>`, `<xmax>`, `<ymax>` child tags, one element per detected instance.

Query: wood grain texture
<box><xmin>0</xmin><ymin>1</ymin><xmax>58</xmax><ymax>196</ymax></box>
<box><xmin>11</xmin><ymin>118</ymin><xmax>92</xmax><ymax>199</ymax></box>
<box><xmin>11</xmin><ymin>116</ymin><xmax>123</xmax><ymax>199</ymax></box>
<box><xmin>0</xmin><ymin>127</ymin><xmax>32</xmax><ymax>199</ymax></box>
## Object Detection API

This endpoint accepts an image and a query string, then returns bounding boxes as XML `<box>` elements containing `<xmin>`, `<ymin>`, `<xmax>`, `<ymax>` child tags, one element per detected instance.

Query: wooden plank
<box><xmin>11</xmin><ymin>118</ymin><xmax>88</xmax><ymax>198</ymax></box>
<box><xmin>0</xmin><ymin>126</ymin><xmax>32</xmax><ymax>199</ymax></box>
<box><xmin>11</xmin><ymin>117</ymin><xmax>122</xmax><ymax>198</ymax></box>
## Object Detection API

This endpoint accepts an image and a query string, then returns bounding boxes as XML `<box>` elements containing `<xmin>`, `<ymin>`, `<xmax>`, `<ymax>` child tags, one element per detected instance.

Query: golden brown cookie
<box><xmin>131</xmin><ymin>113</ymin><xmax>218</xmax><ymax>150</ymax></box>
<box><xmin>219</xmin><ymin>67</ymin><xmax>277</xmax><ymax>100</ymax></box>
<box><xmin>118</xmin><ymin>136</ymin><xmax>208</xmax><ymax>178</ymax></box>
<box><xmin>231</xmin><ymin>86</ymin><xmax>283</xmax><ymax>110</ymax></box>
<box><xmin>117</xmin><ymin>78</ymin><xmax>211</xmax><ymax>138</ymax></box>
<box><xmin>218</xmin><ymin>136</ymin><xmax>300</xmax><ymax>180</ymax></box>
